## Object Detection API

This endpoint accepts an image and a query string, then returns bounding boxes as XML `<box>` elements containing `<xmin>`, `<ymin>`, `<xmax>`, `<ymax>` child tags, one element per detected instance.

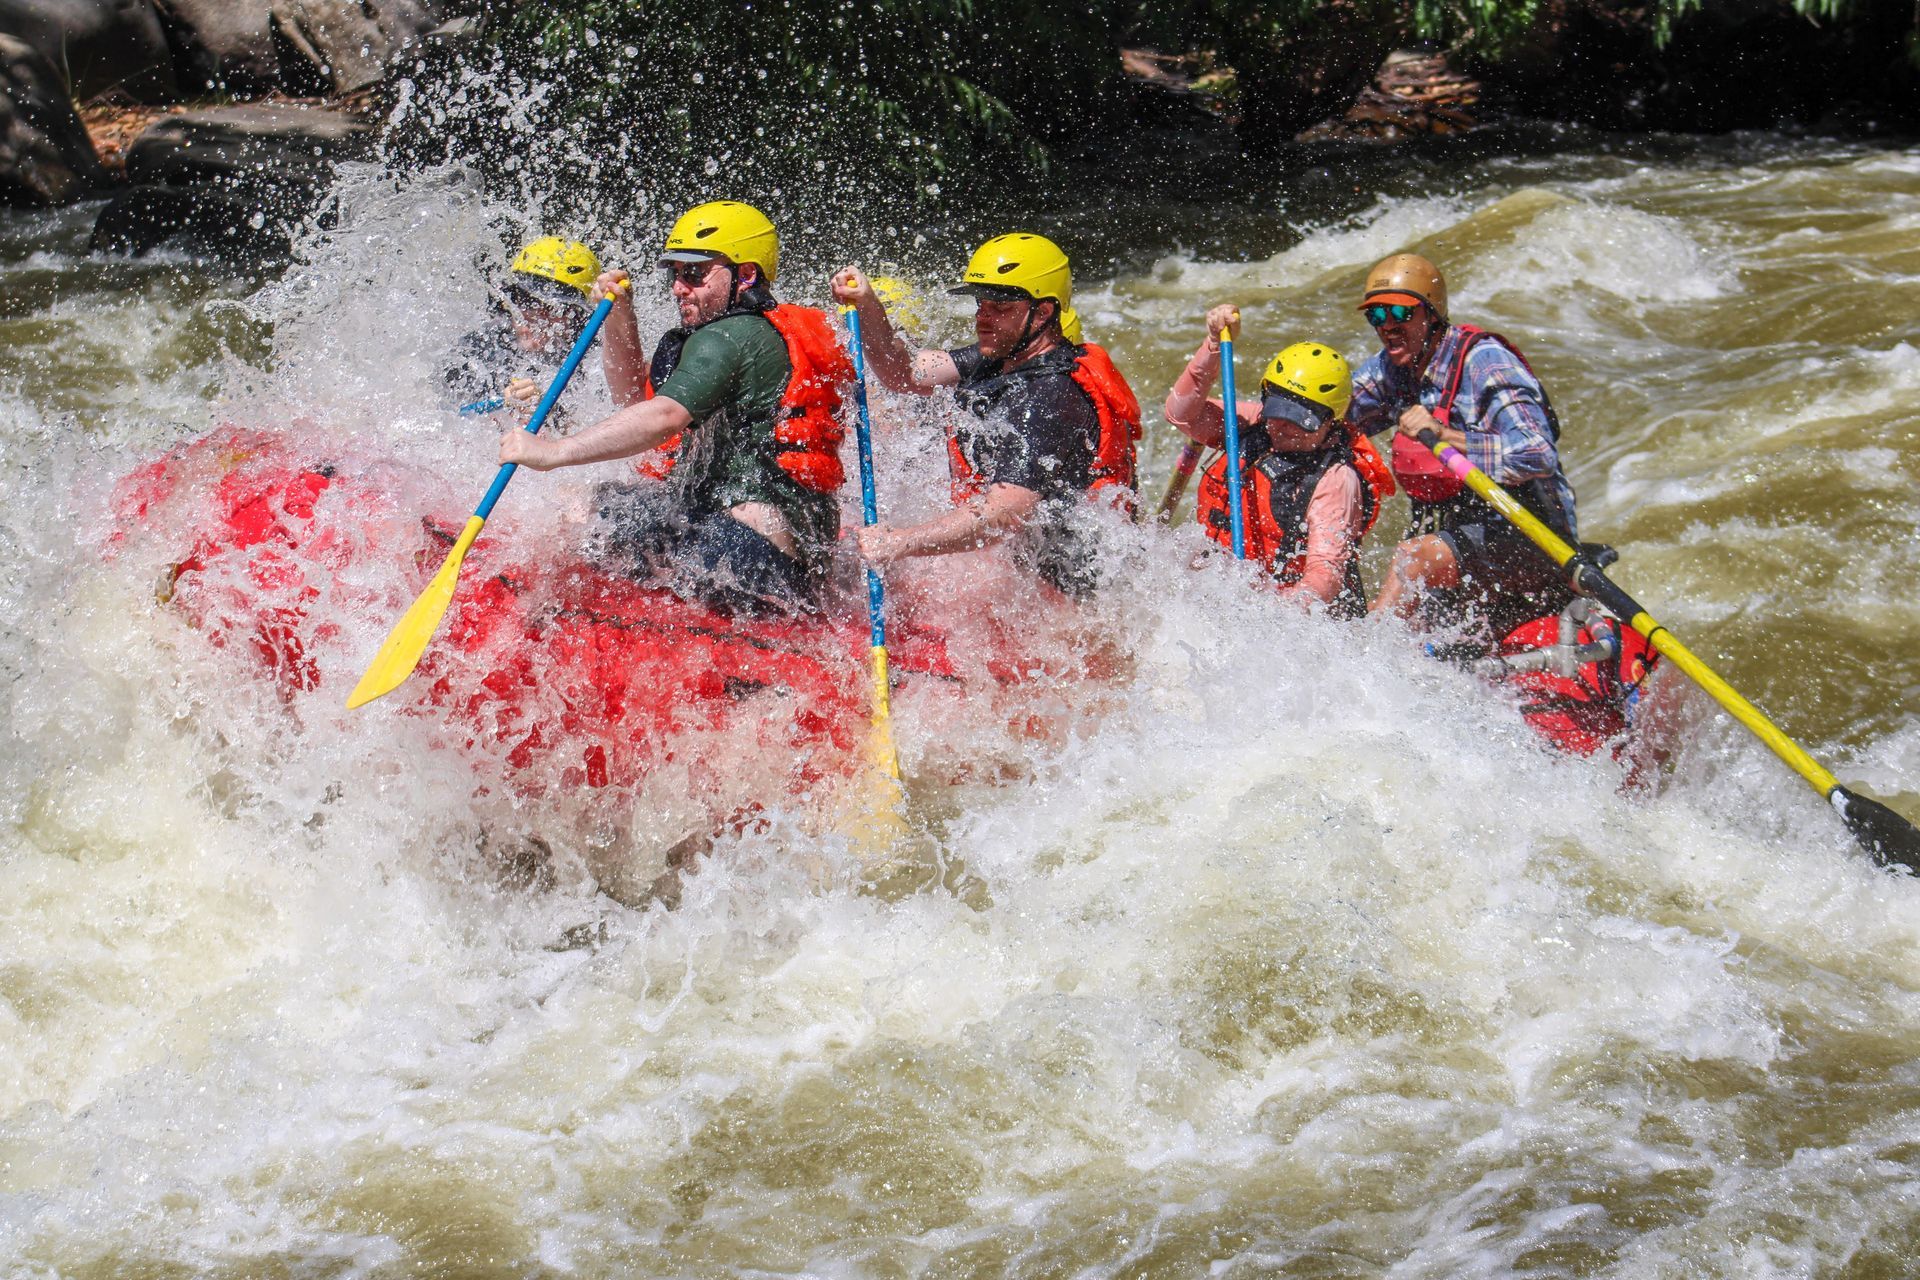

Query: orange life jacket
<box><xmin>632</xmin><ymin>301</ymin><xmax>852</xmax><ymax>492</ymax></box>
<box><xmin>946</xmin><ymin>342</ymin><xmax>1142</xmax><ymax>506</ymax></box>
<box><xmin>1196</xmin><ymin>427</ymin><xmax>1394</xmax><ymax>608</ymax></box>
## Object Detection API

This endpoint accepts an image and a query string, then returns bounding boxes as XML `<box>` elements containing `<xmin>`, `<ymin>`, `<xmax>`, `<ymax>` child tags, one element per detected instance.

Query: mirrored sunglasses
<box><xmin>1363</xmin><ymin>303</ymin><xmax>1419</xmax><ymax>327</ymax></box>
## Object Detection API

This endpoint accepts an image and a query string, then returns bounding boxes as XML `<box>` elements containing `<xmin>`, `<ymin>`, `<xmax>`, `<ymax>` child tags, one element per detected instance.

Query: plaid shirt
<box><xmin>1349</xmin><ymin>325</ymin><xmax>1578</xmax><ymax>537</ymax></box>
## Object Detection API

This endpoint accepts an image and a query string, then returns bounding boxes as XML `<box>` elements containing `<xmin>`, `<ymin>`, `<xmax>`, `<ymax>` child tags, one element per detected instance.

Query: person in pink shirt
<box><xmin>1164</xmin><ymin>304</ymin><xmax>1393</xmax><ymax>617</ymax></box>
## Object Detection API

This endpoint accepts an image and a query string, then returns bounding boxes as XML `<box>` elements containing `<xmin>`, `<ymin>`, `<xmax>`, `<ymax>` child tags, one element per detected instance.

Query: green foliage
<box><xmin>1196</xmin><ymin>0</ymin><xmax>1545</xmax><ymax>63</ymax></box>
<box><xmin>394</xmin><ymin>0</ymin><xmax>1917</xmax><ymax>234</ymax></box>
<box><xmin>482</xmin><ymin>0</ymin><xmax>1131</xmax><ymax>208</ymax></box>
<box><xmin>1654</xmin><ymin>0</ymin><xmax>1869</xmax><ymax>43</ymax></box>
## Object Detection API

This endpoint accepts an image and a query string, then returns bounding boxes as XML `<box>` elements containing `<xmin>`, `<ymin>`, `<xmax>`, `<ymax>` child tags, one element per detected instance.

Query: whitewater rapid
<box><xmin>3</xmin><ymin>138</ymin><xmax>1919</xmax><ymax>1276</ymax></box>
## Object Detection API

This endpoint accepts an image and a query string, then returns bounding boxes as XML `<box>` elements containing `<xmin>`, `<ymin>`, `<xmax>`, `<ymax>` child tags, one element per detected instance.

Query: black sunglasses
<box><xmin>1363</xmin><ymin>303</ymin><xmax>1420</xmax><ymax>327</ymax></box>
<box><xmin>503</xmin><ymin>285</ymin><xmax>576</xmax><ymax>322</ymax></box>
<box><xmin>663</xmin><ymin>259</ymin><xmax>723</xmax><ymax>287</ymax></box>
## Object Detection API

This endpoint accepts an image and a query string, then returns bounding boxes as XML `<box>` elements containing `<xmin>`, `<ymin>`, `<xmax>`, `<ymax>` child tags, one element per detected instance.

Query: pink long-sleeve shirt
<box><xmin>1165</xmin><ymin>337</ymin><xmax>1367</xmax><ymax>609</ymax></box>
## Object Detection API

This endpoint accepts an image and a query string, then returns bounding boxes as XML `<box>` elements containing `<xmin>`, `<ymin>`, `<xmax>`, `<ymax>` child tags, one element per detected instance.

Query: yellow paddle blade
<box><xmin>846</xmin><ymin>644</ymin><xmax>906</xmax><ymax>856</ymax></box>
<box><xmin>346</xmin><ymin>515</ymin><xmax>485</xmax><ymax>709</ymax></box>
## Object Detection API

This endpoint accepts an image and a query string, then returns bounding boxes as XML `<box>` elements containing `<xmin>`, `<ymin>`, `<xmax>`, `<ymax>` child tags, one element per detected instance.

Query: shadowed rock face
<box><xmin>0</xmin><ymin>0</ymin><xmax>178</xmax><ymax>101</ymax></box>
<box><xmin>0</xmin><ymin>32</ymin><xmax>107</xmax><ymax>205</ymax></box>
<box><xmin>152</xmin><ymin>0</ymin><xmax>278</xmax><ymax>96</ymax></box>
<box><xmin>0</xmin><ymin>0</ymin><xmax>446</xmax><ymax>105</ymax></box>
<box><xmin>1297</xmin><ymin>50</ymin><xmax>1482</xmax><ymax>144</ymax></box>
<box><xmin>268</xmin><ymin>0</ymin><xmax>441</xmax><ymax>96</ymax></box>
<box><xmin>92</xmin><ymin>100</ymin><xmax>369</xmax><ymax>255</ymax></box>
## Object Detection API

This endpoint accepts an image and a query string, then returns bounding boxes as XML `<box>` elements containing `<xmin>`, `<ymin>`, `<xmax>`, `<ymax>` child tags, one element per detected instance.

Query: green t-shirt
<box><xmin>654</xmin><ymin>312</ymin><xmax>839</xmax><ymax>569</ymax></box>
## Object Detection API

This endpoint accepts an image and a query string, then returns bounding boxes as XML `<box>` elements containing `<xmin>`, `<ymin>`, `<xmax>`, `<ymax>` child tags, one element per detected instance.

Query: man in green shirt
<box><xmin>500</xmin><ymin>201</ymin><xmax>852</xmax><ymax>616</ymax></box>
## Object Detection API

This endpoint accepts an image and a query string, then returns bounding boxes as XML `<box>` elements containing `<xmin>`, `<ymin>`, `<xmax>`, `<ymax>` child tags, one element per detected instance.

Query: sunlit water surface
<box><xmin>2</xmin><ymin>135</ymin><xmax>1918</xmax><ymax>1277</ymax></box>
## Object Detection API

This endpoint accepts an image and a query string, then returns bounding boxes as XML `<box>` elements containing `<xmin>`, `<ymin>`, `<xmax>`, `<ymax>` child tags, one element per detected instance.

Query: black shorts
<box><xmin>587</xmin><ymin>482</ymin><xmax>816</xmax><ymax>617</ymax></box>
<box><xmin>1425</xmin><ymin>517</ymin><xmax>1573</xmax><ymax>641</ymax></box>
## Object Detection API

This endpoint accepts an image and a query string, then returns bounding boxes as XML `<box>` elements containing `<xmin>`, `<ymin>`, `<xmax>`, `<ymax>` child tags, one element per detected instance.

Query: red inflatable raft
<box><xmin>1470</xmin><ymin>596</ymin><xmax>1665</xmax><ymax>767</ymax></box>
<box><xmin>111</xmin><ymin>426</ymin><xmax>959</xmax><ymax>809</ymax></box>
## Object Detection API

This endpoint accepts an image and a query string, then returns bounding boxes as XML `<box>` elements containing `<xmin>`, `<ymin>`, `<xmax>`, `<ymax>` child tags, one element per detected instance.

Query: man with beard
<box><xmin>830</xmin><ymin>233</ymin><xmax>1141</xmax><ymax>599</ymax></box>
<box><xmin>498</xmin><ymin>201</ymin><xmax>852</xmax><ymax>616</ymax></box>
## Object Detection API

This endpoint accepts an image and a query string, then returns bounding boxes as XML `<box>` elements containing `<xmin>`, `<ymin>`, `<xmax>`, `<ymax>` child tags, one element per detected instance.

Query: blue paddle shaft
<box><xmin>473</xmin><ymin>294</ymin><xmax>618</xmax><ymax>522</ymax></box>
<box><xmin>1220</xmin><ymin>333</ymin><xmax>1246</xmax><ymax>559</ymax></box>
<box><xmin>458</xmin><ymin>396</ymin><xmax>506</xmax><ymax>416</ymax></box>
<box><xmin>843</xmin><ymin>308</ymin><xmax>889</xmax><ymax>651</ymax></box>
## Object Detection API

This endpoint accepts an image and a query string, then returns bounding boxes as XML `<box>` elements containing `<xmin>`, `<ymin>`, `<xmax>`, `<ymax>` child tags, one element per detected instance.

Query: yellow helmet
<box><xmin>869</xmin><ymin>275</ymin><xmax>929</xmax><ymax>338</ymax></box>
<box><xmin>1359</xmin><ymin>253</ymin><xmax>1447</xmax><ymax>321</ymax></box>
<box><xmin>1260</xmin><ymin>341</ymin><xmax>1352</xmax><ymax>429</ymax></box>
<box><xmin>509</xmin><ymin>237</ymin><xmax>600</xmax><ymax>302</ymax></box>
<box><xmin>661</xmin><ymin>200</ymin><xmax>780</xmax><ymax>283</ymax></box>
<box><xmin>952</xmin><ymin>232</ymin><xmax>1072</xmax><ymax>311</ymax></box>
<box><xmin>1059</xmin><ymin>305</ymin><xmax>1084</xmax><ymax>345</ymax></box>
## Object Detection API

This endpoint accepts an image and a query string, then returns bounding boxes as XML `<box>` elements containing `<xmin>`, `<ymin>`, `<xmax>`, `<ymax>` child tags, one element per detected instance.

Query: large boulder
<box><xmin>94</xmin><ymin>101</ymin><xmax>367</xmax><ymax>255</ymax></box>
<box><xmin>0</xmin><ymin>0</ymin><xmax>176</xmax><ymax>102</ymax></box>
<box><xmin>267</xmin><ymin>0</ymin><xmax>441</xmax><ymax>96</ymax></box>
<box><xmin>90</xmin><ymin>180</ymin><xmax>297</xmax><ymax>255</ymax></box>
<box><xmin>150</xmin><ymin>0</ymin><xmax>276</xmax><ymax>96</ymax></box>
<box><xmin>122</xmin><ymin>99</ymin><xmax>369</xmax><ymax>189</ymax></box>
<box><xmin>0</xmin><ymin>31</ymin><xmax>106</xmax><ymax>205</ymax></box>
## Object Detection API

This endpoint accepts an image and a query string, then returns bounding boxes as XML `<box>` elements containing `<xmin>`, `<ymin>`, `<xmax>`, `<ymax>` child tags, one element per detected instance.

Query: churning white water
<box><xmin>3</xmin><ymin>137</ymin><xmax>1919</xmax><ymax>1276</ymax></box>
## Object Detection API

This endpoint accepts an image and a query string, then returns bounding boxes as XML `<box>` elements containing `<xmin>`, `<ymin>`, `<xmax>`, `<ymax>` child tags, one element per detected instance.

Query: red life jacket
<box><xmin>1195</xmin><ymin>427</ymin><xmax>1394</xmax><ymax>611</ymax></box>
<box><xmin>632</xmin><ymin>301</ymin><xmax>852</xmax><ymax>492</ymax></box>
<box><xmin>1389</xmin><ymin>323</ymin><xmax>1561</xmax><ymax>503</ymax></box>
<box><xmin>946</xmin><ymin>342</ymin><xmax>1142</xmax><ymax>507</ymax></box>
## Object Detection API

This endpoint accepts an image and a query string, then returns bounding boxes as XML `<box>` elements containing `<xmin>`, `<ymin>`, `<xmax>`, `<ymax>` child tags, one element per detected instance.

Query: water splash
<box><xmin>3</xmin><ymin>134</ymin><xmax>1919</xmax><ymax>1277</ymax></box>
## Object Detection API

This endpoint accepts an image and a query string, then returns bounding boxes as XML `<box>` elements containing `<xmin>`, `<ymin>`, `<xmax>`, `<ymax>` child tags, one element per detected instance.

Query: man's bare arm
<box><xmin>592</xmin><ymin>270</ymin><xmax>651</xmax><ymax>407</ymax></box>
<box><xmin>857</xmin><ymin>483</ymin><xmax>1041</xmax><ymax>563</ymax></box>
<box><xmin>501</xmin><ymin>396</ymin><xmax>694</xmax><ymax>471</ymax></box>
<box><xmin>830</xmin><ymin>266</ymin><xmax>960</xmax><ymax>396</ymax></box>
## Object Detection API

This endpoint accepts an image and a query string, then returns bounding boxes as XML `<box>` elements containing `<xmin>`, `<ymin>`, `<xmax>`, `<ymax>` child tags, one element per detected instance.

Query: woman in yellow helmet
<box><xmin>829</xmin><ymin>234</ymin><xmax>1142</xmax><ymax>599</ymax></box>
<box><xmin>445</xmin><ymin>235</ymin><xmax>600</xmax><ymax>408</ymax></box>
<box><xmin>1165</xmin><ymin>304</ymin><xmax>1393</xmax><ymax>616</ymax></box>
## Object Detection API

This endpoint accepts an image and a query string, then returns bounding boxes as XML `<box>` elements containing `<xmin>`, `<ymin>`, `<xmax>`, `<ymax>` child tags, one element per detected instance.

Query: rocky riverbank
<box><xmin>3</xmin><ymin>0</ymin><xmax>1916</xmax><ymax>262</ymax></box>
<box><xmin>0</xmin><ymin>0</ymin><xmax>461</xmax><ymax>256</ymax></box>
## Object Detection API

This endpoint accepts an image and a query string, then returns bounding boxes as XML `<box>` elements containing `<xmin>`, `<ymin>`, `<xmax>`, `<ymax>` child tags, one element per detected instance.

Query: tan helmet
<box><xmin>1359</xmin><ymin>253</ymin><xmax>1447</xmax><ymax>321</ymax></box>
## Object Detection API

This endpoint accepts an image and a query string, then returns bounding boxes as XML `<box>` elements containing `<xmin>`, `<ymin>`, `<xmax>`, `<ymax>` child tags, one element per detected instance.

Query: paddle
<box><xmin>1219</xmin><ymin>318</ymin><xmax>1246</xmax><ymax>559</ymax></box>
<box><xmin>1415</xmin><ymin>427</ymin><xmax>1920</xmax><ymax>873</ymax></box>
<box><xmin>1153</xmin><ymin>440</ymin><xmax>1205</xmax><ymax>522</ymax></box>
<box><xmin>458</xmin><ymin>396</ymin><xmax>507</xmax><ymax>415</ymax></box>
<box><xmin>347</xmin><ymin>288</ymin><xmax>622</xmax><ymax>710</ymax></box>
<box><xmin>839</xmin><ymin>306</ymin><xmax>908</xmax><ymax>845</ymax></box>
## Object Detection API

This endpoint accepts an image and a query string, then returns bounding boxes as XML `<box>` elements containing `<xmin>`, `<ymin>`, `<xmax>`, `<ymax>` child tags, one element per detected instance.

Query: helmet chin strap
<box><xmin>1006</xmin><ymin>299</ymin><xmax>1054</xmax><ymax>363</ymax></box>
<box><xmin>1413</xmin><ymin>306</ymin><xmax>1446</xmax><ymax>377</ymax></box>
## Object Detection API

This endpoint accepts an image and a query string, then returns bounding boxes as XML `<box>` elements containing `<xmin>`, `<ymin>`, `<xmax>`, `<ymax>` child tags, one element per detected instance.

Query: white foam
<box><xmin>4</xmin><ymin>141</ymin><xmax>1920</xmax><ymax>1278</ymax></box>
